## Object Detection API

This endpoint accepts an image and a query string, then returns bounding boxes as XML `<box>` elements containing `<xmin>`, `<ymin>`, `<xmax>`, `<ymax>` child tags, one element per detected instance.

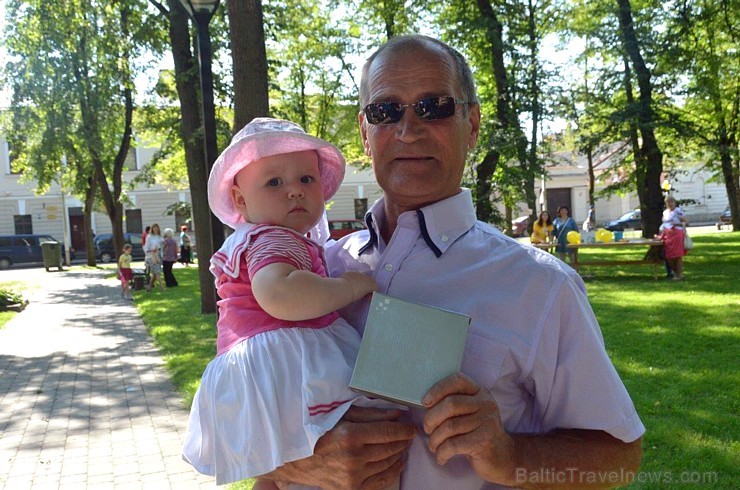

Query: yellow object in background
<box><xmin>567</xmin><ymin>231</ymin><xmax>581</xmax><ymax>244</ymax></box>
<box><xmin>595</xmin><ymin>228</ymin><xmax>614</xmax><ymax>243</ymax></box>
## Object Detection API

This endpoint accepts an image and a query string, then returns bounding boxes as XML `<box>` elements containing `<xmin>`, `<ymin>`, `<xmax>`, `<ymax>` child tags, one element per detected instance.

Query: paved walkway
<box><xmin>0</xmin><ymin>267</ymin><xmax>216</xmax><ymax>489</ymax></box>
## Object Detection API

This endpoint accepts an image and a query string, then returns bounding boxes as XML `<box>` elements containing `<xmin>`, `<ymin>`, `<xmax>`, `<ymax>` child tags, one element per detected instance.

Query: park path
<box><xmin>0</xmin><ymin>267</ymin><xmax>216</xmax><ymax>489</ymax></box>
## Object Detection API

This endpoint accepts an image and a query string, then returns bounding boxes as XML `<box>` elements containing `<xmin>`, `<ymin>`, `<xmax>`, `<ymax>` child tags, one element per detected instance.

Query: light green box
<box><xmin>349</xmin><ymin>293</ymin><xmax>471</xmax><ymax>407</ymax></box>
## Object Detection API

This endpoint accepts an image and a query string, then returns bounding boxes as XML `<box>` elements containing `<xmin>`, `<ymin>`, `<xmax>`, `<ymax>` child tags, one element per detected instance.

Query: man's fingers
<box><xmin>422</xmin><ymin>373</ymin><xmax>480</xmax><ymax>407</ymax></box>
<box><xmin>343</xmin><ymin>405</ymin><xmax>405</xmax><ymax>423</ymax></box>
<box><xmin>423</xmin><ymin>393</ymin><xmax>481</xmax><ymax>435</ymax></box>
<box><xmin>427</xmin><ymin>412</ymin><xmax>482</xmax><ymax>453</ymax></box>
<box><xmin>360</xmin><ymin>458</ymin><xmax>405</xmax><ymax>490</ymax></box>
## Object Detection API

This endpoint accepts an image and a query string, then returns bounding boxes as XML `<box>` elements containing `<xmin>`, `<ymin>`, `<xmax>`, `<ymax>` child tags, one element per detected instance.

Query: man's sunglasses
<box><xmin>362</xmin><ymin>96</ymin><xmax>469</xmax><ymax>125</ymax></box>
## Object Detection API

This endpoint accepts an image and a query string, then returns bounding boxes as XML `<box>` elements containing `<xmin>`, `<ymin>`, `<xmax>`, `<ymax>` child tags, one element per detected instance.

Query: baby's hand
<box><xmin>341</xmin><ymin>272</ymin><xmax>378</xmax><ymax>302</ymax></box>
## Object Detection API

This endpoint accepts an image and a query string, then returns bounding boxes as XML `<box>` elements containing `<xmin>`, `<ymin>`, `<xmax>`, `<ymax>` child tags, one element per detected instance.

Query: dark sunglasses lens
<box><xmin>364</xmin><ymin>102</ymin><xmax>402</xmax><ymax>125</ymax></box>
<box><xmin>416</xmin><ymin>96</ymin><xmax>456</xmax><ymax>120</ymax></box>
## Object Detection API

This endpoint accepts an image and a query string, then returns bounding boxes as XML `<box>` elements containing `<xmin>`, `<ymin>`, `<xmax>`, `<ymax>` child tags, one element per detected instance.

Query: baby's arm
<box><xmin>252</xmin><ymin>263</ymin><xmax>376</xmax><ymax>321</ymax></box>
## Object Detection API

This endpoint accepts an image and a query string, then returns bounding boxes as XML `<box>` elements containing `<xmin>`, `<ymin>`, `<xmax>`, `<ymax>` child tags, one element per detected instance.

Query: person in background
<box><xmin>553</xmin><ymin>205</ymin><xmax>579</xmax><ymax>265</ymax></box>
<box><xmin>657</xmin><ymin>196</ymin><xmax>688</xmax><ymax>281</ymax></box>
<box><xmin>142</xmin><ymin>225</ymin><xmax>151</xmax><ymax>247</ymax></box>
<box><xmin>262</xmin><ymin>34</ymin><xmax>643</xmax><ymax>490</ymax></box>
<box><xmin>162</xmin><ymin>228</ymin><xmax>179</xmax><ymax>287</ymax></box>
<box><xmin>143</xmin><ymin>223</ymin><xmax>165</xmax><ymax>292</ymax></box>
<box><xmin>530</xmin><ymin>210</ymin><xmax>553</xmax><ymax>244</ymax></box>
<box><xmin>179</xmin><ymin>225</ymin><xmax>193</xmax><ymax>267</ymax></box>
<box><xmin>583</xmin><ymin>204</ymin><xmax>595</xmax><ymax>231</ymax></box>
<box><xmin>117</xmin><ymin>243</ymin><xmax>133</xmax><ymax>300</ymax></box>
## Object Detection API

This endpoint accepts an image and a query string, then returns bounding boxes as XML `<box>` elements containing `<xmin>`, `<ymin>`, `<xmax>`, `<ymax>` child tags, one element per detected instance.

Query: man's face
<box><xmin>359</xmin><ymin>45</ymin><xmax>480</xmax><ymax>211</ymax></box>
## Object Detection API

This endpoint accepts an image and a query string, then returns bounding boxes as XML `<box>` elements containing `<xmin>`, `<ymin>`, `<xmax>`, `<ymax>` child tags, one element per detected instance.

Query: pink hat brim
<box><xmin>208</xmin><ymin>130</ymin><xmax>346</xmax><ymax>228</ymax></box>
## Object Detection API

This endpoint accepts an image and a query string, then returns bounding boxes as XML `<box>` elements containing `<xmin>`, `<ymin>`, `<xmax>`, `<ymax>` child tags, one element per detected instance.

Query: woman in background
<box><xmin>657</xmin><ymin>196</ymin><xmax>688</xmax><ymax>280</ymax></box>
<box><xmin>179</xmin><ymin>225</ymin><xmax>192</xmax><ymax>266</ymax></box>
<box><xmin>553</xmin><ymin>205</ymin><xmax>579</xmax><ymax>265</ymax></box>
<box><xmin>162</xmin><ymin>228</ymin><xmax>179</xmax><ymax>287</ymax></box>
<box><xmin>530</xmin><ymin>210</ymin><xmax>554</xmax><ymax>245</ymax></box>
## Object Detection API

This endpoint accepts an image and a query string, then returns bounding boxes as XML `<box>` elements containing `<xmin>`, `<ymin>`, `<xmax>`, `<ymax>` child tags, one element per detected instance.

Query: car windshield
<box><xmin>619</xmin><ymin>211</ymin><xmax>637</xmax><ymax>220</ymax></box>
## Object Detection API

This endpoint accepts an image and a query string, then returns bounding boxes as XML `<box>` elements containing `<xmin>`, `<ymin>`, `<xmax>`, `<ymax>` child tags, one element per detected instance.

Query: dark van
<box><xmin>94</xmin><ymin>232</ymin><xmax>145</xmax><ymax>263</ymax></box>
<box><xmin>0</xmin><ymin>234</ymin><xmax>72</xmax><ymax>270</ymax></box>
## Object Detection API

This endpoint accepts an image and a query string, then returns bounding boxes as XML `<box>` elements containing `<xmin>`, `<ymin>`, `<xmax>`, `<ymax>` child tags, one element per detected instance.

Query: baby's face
<box><xmin>231</xmin><ymin>150</ymin><xmax>325</xmax><ymax>235</ymax></box>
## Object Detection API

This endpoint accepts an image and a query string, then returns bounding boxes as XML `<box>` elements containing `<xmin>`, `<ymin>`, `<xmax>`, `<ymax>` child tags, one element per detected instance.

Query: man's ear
<box><xmin>467</xmin><ymin>104</ymin><xmax>481</xmax><ymax>151</ymax></box>
<box><xmin>231</xmin><ymin>185</ymin><xmax>248</xmax><ymax>219</ymax></box>
<box><xmin>358</xmin><ymin>112</ymin><xmax>372</xmax><ymax>157</ymax></box>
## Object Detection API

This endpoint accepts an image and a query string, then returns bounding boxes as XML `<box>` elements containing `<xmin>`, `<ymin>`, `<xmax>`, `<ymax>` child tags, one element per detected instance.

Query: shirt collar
<box><xmin>358</xmin><ymin>189</ymin><xmax>477</xmax><ymax>257</ymax></box>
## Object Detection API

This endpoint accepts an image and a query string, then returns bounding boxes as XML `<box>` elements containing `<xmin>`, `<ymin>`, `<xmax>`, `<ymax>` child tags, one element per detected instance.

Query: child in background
<box><xmin>147</xmin><ymin>248</ymin><xmax>165</xmax><ymax>291</ymax></box>
<box><xmin>117</xmin><ymin>244</ymin><xmax>133</xmax><ymax>300</ymax></box>
<box><xmin>182</xmin><ymin>118</ymin><xmax>399</xmax><ymax>486</ymax></box>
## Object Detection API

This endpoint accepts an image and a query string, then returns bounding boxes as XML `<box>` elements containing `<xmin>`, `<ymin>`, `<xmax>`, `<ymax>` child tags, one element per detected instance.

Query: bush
<box><xmin>0</xmin><ymin>288</ymin><xmax>25</xmax><ymax>311</ymax></box>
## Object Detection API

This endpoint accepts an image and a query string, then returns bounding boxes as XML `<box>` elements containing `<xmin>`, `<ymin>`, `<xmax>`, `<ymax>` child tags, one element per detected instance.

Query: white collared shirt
<box><xmin>326</xmin><ymin>189</ymin><xmax>645</xmax><ymax>489</ymax></box>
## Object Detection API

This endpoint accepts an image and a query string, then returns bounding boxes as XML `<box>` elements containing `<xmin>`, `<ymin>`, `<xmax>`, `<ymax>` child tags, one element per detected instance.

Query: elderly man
<box><xmin>264</xmin><ymin>35</ymin><xmax>644</xmax><ymax>490</ymax></box>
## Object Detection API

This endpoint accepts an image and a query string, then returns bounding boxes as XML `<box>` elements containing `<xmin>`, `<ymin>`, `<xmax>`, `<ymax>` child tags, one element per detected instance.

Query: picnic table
<box><xmin>532</xmin><ymin>239</ymin><xmax>665</xmax><ymax>279</ymax></box>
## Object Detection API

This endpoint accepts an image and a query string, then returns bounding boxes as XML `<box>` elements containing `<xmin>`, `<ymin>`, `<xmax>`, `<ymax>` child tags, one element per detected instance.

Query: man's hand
<box><xmin>423</xmin><ymin>374</ymin><xmax>644</xmax><ymax>488</ymax></box>
<box><xmin>263</xmin><ymin>406</ymin><xmax>415</xmax><ymax>490</ymax></box>
<box><xmin>422</xmin><ymin>373</ymin><xmax>517</xmax><ymax>485</ymax></box>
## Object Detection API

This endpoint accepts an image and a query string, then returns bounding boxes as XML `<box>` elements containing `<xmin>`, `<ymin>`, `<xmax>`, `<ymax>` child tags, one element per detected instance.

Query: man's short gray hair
<box><xmin>359</xmin><ymin>35</ymin><xmax>479</xmax><ymax>108</ymax></box>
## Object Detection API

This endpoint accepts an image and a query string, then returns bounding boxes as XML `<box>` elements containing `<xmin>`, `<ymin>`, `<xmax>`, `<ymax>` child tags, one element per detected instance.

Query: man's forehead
<box><xmin>366</xmin><ymin>47</ymin><xmax>457</xmax><ymax>99</ymax></box>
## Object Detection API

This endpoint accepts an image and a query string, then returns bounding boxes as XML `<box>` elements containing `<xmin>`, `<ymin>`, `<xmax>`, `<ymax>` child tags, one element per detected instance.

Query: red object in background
<box><xmin>328</xmin><ymin>219</ymin><xmax>366</xmax><ymax>240</ymax></box>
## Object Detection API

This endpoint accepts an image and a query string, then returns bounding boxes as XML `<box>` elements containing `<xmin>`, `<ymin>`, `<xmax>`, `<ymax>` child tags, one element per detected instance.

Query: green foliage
<box><xmin>0</xmin><ymin>288</ymin><xmax>24</xmax><ymax>308</ymax></box>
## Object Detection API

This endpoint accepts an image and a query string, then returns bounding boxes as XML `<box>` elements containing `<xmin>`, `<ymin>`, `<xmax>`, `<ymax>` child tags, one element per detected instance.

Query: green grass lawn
<box><xmin>130</xmin><ymin>232</ymin><xmax>739</xmax><ymax>489</ymax></box>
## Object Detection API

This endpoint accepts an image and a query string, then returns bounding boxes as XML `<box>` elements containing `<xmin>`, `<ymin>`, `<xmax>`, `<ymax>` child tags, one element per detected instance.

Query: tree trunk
<box><xmin>587</xmin><ymin>145</ymin><xmax>595</xmax><ymax>223</ymax></box>
<box><xmin>476</xmin><ymin>0</ymin><xmax>509</xmax><ymax>222</ymax></box>
<box><xmin>84</xmin><ymin>178</ymin><xmax>97</xmax><ymax>266</ymax></box>
<box><xmin>163</xmin><ymin>0</ymin><xmax>218</xmax><ymax>314</ymax></box>
<box><xmin>227</xmin><ymin>0</ymin><xmax>269</xmax><ymax>131</ymax></box>
<box><xmin>617</xmin><ymin>0</ymin><xmax>664</xmax><ymax>238</ymax></box>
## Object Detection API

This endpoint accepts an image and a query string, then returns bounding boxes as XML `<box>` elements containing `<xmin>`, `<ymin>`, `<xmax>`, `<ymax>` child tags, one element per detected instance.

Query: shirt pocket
<box><xmin>461</xmin><ymin>333</ymin><xmax>511</xmax><ymax>389</ymax></box>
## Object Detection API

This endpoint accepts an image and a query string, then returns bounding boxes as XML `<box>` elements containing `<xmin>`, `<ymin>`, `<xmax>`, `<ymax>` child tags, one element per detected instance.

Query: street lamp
<box><xmin>180</xmin><ymin>0</ymin><xmax>224</xmax><ymax>252</ymax></box>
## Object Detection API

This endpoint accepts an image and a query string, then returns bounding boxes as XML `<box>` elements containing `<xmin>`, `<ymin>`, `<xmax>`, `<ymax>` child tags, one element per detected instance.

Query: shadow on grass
<box><xmin>584</xmin><ymin>233</ymin><xmax>739</xmax><ymax>488</ymax></box>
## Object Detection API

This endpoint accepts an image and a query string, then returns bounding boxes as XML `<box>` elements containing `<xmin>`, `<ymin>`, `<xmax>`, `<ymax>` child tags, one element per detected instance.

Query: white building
<box><xmin>526</xmin><ymin>144</ymin><xmax>729</xmax><ymax>227</ymax></box>
<box><xmin>0</xmin><ymin>135</ymin><xmax>383</xmax><ymax>253</ymax></box>
<box><xmin>2</xmin><ymin>134</ymin><xmax>728</xmax><ymax>250</ymax></box>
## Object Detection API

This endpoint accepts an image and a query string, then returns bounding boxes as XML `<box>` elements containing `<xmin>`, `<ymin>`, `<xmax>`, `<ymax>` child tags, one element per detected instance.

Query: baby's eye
<box><xmin>267</xmin><ymin>178</ymin><xmax>282</xmax><ymax>187</ymax></box>
<box><xmin>300</xmin><ymin>175</ymin><xmax>315</xmax><ymax>184</ymax></box>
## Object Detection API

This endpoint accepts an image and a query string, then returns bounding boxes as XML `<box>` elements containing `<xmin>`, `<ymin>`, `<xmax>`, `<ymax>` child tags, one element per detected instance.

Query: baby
<box><xmin>182</xmin><ymin>118</ymin><xmax>398</xmax><ymax>487</ymax></box>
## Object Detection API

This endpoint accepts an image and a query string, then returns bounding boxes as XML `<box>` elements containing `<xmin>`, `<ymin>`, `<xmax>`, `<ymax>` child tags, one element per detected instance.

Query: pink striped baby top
<box><xmin>210</xmin><ymin>223</ymin><xmax>339</xmax><ymax>356</ymax></box>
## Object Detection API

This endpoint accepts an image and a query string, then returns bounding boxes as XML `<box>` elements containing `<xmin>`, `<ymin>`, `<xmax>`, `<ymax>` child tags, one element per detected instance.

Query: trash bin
<box><xmin>41</xmin><ymin>241</ymin><xmax>63</xmax><ymax>271</ymax></box>
<box><xmin>132</xmin><ymin>275</ymin><xmax>145</xmax><ymax>291</ymax></box>
<box><xmin>132</xmin><ymin>268</ymin><xmax>147</xmax><ymax>290</ymax></box>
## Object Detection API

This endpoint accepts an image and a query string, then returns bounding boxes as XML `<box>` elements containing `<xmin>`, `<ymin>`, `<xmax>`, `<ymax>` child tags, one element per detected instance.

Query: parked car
<box><xmin>94</xmin><ymin>232</ymin><xmax>145</xmax><ymax>263</ymax></box>
<box><xmin>717</xmin><ymin>207</ymin><xmax>732</xmax><ymax>229</ymax></box>
<box><xmin>512</xmin><ymin>215</ymin><xmax>530</xmax><ymax>237</ymax></box>
<box><xmin>328</xmin><ymin>219</ymin><xmax>366</xmax><ymax>240</ymax></box>
<box><xmin>604</xmin><ymin>210</ymin><xmax>642</xmax><ymax>231</ymax></box>
<box><xmin>0</xmin><ymin>234</ymin><xmax>74</xmax><ymax>270</ymax></box>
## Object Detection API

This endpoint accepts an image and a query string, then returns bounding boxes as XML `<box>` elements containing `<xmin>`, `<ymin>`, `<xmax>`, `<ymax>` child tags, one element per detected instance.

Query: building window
<box><xmin>125</xmin><ymin>209</ymin><xmax>143</xmax><ymax>234</ymax></box>
<box><xmin>175</xmin><ymin>208</ymin><xmax>192</xmax><ymax>230</ymax></box>
<box><xmin>7</xmin><ymin>140</ymin><xmax>23</xmax><ymax>175</ymax></box>
<box><xmin>124</xmin><ymin>146</ymin><xmax>138</xmax><ymax>171</ymax></box>
<box><xmin>14</xmin><ymin>215</ymin><xmax>33</xmax><ymax>234</ymax></box>
<box><xmin>354</xmin><ymin>198</ymin><xmax>368</xmax><ymax>219</ymax></box>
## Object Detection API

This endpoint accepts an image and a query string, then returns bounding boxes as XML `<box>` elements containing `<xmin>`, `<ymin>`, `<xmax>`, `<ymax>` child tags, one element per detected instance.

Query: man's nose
<box><xmin>395</xmin><ymin>108</ymin><xmax>426</xmax><ymax>143</ymax></box>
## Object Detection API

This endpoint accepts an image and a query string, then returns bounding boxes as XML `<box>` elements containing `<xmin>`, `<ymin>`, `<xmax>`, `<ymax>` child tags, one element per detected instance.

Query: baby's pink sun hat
<box><xmin>208</xmin><ymin>117</ymin><xmax>346</xmax><ymax>228</ymax></box>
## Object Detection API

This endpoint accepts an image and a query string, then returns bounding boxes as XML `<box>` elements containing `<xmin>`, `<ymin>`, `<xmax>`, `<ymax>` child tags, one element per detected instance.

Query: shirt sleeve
<box><xmin>246</xmin><ymin>229</ymin><xmax>313</xmax><ymax>280</ymax></box>
<box><xmin>531</xmin><ymin>277</ymin><xmax>645</xmax><ymax>443</ymax></box>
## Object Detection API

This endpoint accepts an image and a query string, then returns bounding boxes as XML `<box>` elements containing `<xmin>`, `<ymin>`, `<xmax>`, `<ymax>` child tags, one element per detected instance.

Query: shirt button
<box><xmin>384</xmin><ymin>263</ymin><xmax>393</xmax><ymax>271</ymax></box>
<box><xmin>441</xmin><ymin>235</ymin><xmax>449</xmax><ymax>242</ymax></box>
